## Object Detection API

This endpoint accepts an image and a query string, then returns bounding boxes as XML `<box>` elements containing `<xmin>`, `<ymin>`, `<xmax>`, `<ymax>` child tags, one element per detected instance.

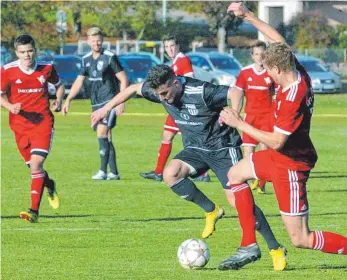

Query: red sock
<box><xmin>31</xmin><ymin>171</ymin><xmax>45</xmax><ymax>212</ymax></box>
<box><xmin>155</xmin><ymin>141</ymin><xmax>172</xmax><ymax>175</ymax></box>
<box><xmin>259</xmin><ymin>180</ymin><xmax>266</xmax><ymax>189</ymax></box>
<box><xmin>312</xmin><ymin>231</ymin><xmax>347</xmax><ymax>254</ymax></box>
<box><xmin>230</xmin><ymin>182</ymin><xmax>257</xmax><ymax>246</ymax></box>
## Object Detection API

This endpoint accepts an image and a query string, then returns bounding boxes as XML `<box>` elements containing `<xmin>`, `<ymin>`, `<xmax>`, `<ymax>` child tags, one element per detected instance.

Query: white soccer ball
<box><xmin>177</xmin><ymin>238</ymin><xmax>210</xmax><ymax>269</ymax></box>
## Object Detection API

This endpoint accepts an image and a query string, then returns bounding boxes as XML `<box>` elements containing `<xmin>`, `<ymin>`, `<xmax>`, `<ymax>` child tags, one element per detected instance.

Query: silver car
<box><xmin>296</xmin><ymin>54</ymin><xmax>342</xmax><ymax>93</ymax></box>
<box><xmin>186</xmin><ymin>51</ymin><xmax>243</xmax><ymax>86</ymax></box>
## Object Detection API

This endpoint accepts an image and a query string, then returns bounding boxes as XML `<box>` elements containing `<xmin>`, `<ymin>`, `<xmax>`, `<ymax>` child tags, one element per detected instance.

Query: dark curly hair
<box><xmin>147</xmin><ymin>65</ymin><xmax>176</xmax><ymax>89</ymax></box>
<box><xmin>14</xmin><ymin>34</ymin><xmax>36</xmax><ymax>49</ymax></box>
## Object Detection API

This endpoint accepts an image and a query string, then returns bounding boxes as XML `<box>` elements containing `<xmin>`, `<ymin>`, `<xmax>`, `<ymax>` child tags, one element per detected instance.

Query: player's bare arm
<box><xmin>62</xmin><ymin>75</ymin><xmax>85</xmax><ymax>116</ymax></box>
<box><xmin>91</xmin><ymin>82</ymin><xmax>143</xmax><ymax>127</ymax></box>
<box><xmin>52</xmin><ymin>84</ymin><xmax>65</xmax><ymax>112</ymax></box>
<box><xmin>227</xmin><ymin>86</ymin><xmax>244</xmax><ymax>113</ymax></box>
<box><xmin>220</xmin><ymin>107</ymin><xmax>288</xmax><ymax>150</ymax></box>
<box><xmin>227</xmin><ymin>2</ymin><xmax>285</xmax><ymax>43</ymax></box>
<box><xmin>115</xmin><ymin>70</ymin><xmax>129</xmax><ymax>116</ymax></box>
<box><xmin>0</xmin><ymin>93</ymin><xmax>21</xmax><ymax>114</ymax></box>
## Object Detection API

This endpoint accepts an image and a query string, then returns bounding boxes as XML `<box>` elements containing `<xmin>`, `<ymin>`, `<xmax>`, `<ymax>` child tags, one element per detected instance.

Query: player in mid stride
<box><xmin>1</xmin><ymin>34</ymin><xmax>63</xmax><ymax>222</ymax></box>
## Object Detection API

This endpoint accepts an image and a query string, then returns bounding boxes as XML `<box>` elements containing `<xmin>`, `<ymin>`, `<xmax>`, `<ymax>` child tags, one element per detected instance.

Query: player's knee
<box><xmin>163</xmin><ymin>166</ymin><xmax>181</xmax><ymax>185</ymax></box>
<box><xmin>227</xmin><ymin>167</ymin><xmax>243</xmax><ymax>184</ymax></box>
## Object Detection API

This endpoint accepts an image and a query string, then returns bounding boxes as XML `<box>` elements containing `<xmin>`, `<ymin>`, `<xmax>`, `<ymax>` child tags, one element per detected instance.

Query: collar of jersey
<box><xmin>18</xmin><ymin>59</ymin><xmax>37</xmax><ymax>75</ymax></box>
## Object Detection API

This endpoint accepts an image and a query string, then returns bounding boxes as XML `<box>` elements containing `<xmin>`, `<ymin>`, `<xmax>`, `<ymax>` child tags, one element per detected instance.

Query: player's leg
<box><xmin>93</xmin><ymin>124</ymin><xmax>110</xmax><ymax>180</ymax></box>
<box><xmin>140</xmin><ymin>115</ymin><xmax>177</xmax><ymax>181</ymax></box>
<box><xmin>256</xmin><ymin>142</ymin><xmax>268</xmax><ymax>194</ymax></box>
<box><xmin>275</xmin><ymin>169</ymin><xmax>347</xmax><ymax>255</ymax></box>
<box><xmin>242</xmin><ymin>128</ymin><xmax>258</xmax><ymax>190</ymax></box>
<box><xmin>164</xmin><ymin>149</ymin><xmax>221</xmax><ymax>238</ymax></box>
<box><xmin>107</xmin><ymin>131</ymin><xmax>120</xmax><ymax>180</ymax></box>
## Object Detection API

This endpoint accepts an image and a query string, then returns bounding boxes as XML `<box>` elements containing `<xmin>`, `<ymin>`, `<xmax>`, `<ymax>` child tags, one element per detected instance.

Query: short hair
<box><xmin>250</xmin><ymin>40</ymin><xmax>267</xmax><ymax>54</ymax></box>
<box><xmin>87</xmin><ymin>27</ymin><xmax>103</xmax><ymax>37</ymax></box>
<box><xmin>147</xmin><ymin>65</ymin><xmax>176</xmax><ymax>89</ymax></box>
<box><xmin>262</xmin><ymin>42</ymin><xmax>295</xmax><ymax>72</ymax></box>
<box><xmin>162</xmin><ymin>34</ymin><xmax>179</xmax><ymax>45</ymax></box>
<box><xmin>14</xmin><ymin>34</ymin><xmax>36</xmax><ymax>49</ymax></box>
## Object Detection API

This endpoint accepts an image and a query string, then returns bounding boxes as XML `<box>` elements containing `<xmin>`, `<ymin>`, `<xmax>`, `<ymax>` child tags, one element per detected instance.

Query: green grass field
<box><xmin>1</xmin><ymin>94</ymin><xmax>347</xmax><ymax>280</ymax></box>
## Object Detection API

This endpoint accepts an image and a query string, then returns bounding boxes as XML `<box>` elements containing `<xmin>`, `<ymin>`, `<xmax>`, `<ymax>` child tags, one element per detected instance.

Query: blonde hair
<box><xmin>87</xmin><ymin>27</ymin><xmax>103</xmax><ymax>37</ymax></box>
<box><xmin>262</xmin><ymin>43</ymin><xmax>295</xmax><ymax>72</ymax></box>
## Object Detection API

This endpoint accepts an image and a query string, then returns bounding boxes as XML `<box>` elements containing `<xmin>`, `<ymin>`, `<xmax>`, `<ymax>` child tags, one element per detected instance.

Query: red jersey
<box><xmin>171</xmin><ymin>52</ymin><xmax>193</xmax><ymax>76</ymax></box>
<box><xmin>270</xmin><ymin>59</ymin><xmax>317</xmax><ymax>171</ymax></box>
<box><xmin>1</xmin><ymin>60</ymin><xmax>60</xmax><ymax>132</ymax></box>
<box><xmin>235</xmin><ymin>64</ymin><xmax>274</xmax><ymax>115</ymax></box>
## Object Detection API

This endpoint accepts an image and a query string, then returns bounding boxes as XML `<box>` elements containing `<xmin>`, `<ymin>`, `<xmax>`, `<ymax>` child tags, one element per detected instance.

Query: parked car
<box><xmin>296</xmin><ymin>54</ymin><xmax>342</xmax><ymax>93</ymax></box>
<box><xmin>118</xmin><ymin>53</ymin><xmax>160</xmax><ymax>84</ymax></box>
<box><xmin>186</xmin><ymin>51</ymin><xmax>243</xmax><ymax>86</ymax></box>
<box><xmin>38</xmin><ymin>55</ymin><xmax>86</xmax><ymax>98</ymax></box>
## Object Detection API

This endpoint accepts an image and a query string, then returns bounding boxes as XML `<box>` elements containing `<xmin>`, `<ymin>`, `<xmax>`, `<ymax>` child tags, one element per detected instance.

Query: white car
<box><xmin>186</xmin><ymin>52</ymin><xmax>243</xmax><ymax>86</ymax></box>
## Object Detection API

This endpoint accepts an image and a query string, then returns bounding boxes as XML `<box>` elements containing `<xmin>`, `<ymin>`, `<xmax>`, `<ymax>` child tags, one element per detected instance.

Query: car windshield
<box><xmin>119</xmin><ymin>57</ymin><xmax>156</xmax><ymax>72</ymax></box>
<box><xmin>299</xmin><ymin>60</ymin><xmax>326</xmax><ymax>72</ymax></box>
<box><xmin>54</xmin><ymin>58</ymin><xmax>80</xmax><ymax>74</ymax></box>
<box><xmin>210</xmin><ymin>57</ymin><xmax>241</xmax><ymax>70</ymax></box>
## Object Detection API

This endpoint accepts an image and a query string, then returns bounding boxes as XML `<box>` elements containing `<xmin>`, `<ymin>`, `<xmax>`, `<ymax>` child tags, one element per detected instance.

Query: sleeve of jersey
<box><xmin>47</xmin><ymin>66</ymin><xmax>61</xmax><ymax>87</ymax></box>
<box><xmin>234</xmin><ymin>71</ymin><xmax>245</xmax><ymax>92</ymax></box>
<box><xmin>79</xmin><ymin>58</ymin><xmax>88</xmax><ymax>76</ymax></box>
<box><xmin>203</xmin><ymin>82</ymin><xmax>229</xmax><ymax>108</ymax></box>
<box><xmin>176</xmin><ymin>57</ymin><xmax>194</xmax><ymax>77</ymax></box>
<box><xmin>141</xmin><ymin>81</ymin><xmax>161</xmax><ymax>103</ymax></box>
<box><xmin>274</xmin><ymin>98</ymin><xmax>304</xmax><ymax>135</ymax></box>
<box><xmin>0</xmin><ymin>67</ymin><xmax>9</xmax><ymax>95</ymax></box>
<box><xmin>110</xmin><ymin>55</ymin><xmax>124</xmax><ymax>74</ymax></box>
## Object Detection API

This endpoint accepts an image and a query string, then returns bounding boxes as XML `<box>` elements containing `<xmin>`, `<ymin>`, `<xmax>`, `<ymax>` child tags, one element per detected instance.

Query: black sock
<box><xmin>254</xmin><ymin>205</ymin><xmax>281</xmax><ymax>250</ymax></box>
<box><xmin>108</xmin><ymin>140</ymin><xmax>118</xmax><ymax>175</ymax></box>
<box><xmin>98</xmin><ymin>137</ymin><xmax>110</xmax><ymax>173</ymax></box>
<box><xmin>171</xmin><ymin>178</ymin><xmax>215</xmax><ymax>212</ymax></box>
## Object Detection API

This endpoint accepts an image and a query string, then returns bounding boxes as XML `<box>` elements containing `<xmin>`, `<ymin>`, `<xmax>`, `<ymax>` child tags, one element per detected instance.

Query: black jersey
<box><xmin>80</xmin><ymin>49</ymin><xmax>124</xmax><ymax>109</ymax></box>
<box><xmin>141</xmin><ymin>77</ymin><xmax>242</xmax><ymax>151</ymax></box>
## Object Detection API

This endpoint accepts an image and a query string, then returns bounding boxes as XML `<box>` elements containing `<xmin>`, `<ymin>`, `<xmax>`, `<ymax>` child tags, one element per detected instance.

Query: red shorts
<box><xmin>14</xmin><ymin>126</ymin><xmax>54</xmax><ymax>164</ymax></box>
<box><xmin>164</xmin><ymin>115</ymin><xmax>180</xmax><ymax>133</ymax></box>
<box><xmin>251</xmin><ymin>150</ymin><xmax>310</xmax><ymax>216</ymax></box>
<box><xmin>242</xmin><ymin>113</ymin><xmax>272</xmax><ymax>146</ymax></box>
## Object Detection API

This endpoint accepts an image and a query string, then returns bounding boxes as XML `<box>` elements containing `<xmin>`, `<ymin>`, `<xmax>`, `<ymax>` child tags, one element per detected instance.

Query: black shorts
<box><xmin>92</xmin><ymin>107</ymin><xmax>117</xmax><ymax>130</ymax></box>
<box><xmin>174</xmin><ymin>147</ymin><xmax>242</xmax><ymax>189</ymax></box>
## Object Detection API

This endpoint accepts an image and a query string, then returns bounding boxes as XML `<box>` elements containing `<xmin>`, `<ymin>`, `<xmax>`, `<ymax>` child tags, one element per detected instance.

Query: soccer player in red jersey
<box><xmin>140</xmin><ymin>34</ymin><xmax>210</xmax><ymax>182</ymax></box>
<box><xmin>218</xmin><ymin>2</ymin><xmax>347</xmax><ymax>270</ymax></box>
<box><xmin>234</xmin><ymin>40</ymin><xmax>275</xmax><ymax>194</ymax></box>
<box><xmin>0</xmin><ymin>34</ymin><xmax>63</xmax><ymax>223</ymax></box>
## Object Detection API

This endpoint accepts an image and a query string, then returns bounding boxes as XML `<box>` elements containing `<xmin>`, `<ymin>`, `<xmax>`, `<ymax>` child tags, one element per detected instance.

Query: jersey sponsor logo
<box><xmin>37</xmin><ymin>75</ymin><xmax>46</xmax><ymax>85</ymax></box>
<box><xmin>15</xmin><ymin>79</ymin><xmax>22</xmax><ymax>84</ymax></box>
<box><xmin>264</xmin><ymin>77</ymin><xmax>272</xmax><ymax>84</ymax></box>
<box><xmin>97</xmin><ymin>61</ymin><xmax>104</xmax><ymax>71</ymax></box>
<box><xmin>185</xmin><ymin>104</ymin><xmax>198</xmax><ymax>115</ymax></box>
<box><xmin>247</xmin><ymin>85</ymin><xmax>268</xmax><ymax>90</ymax></box>
<box><xmin>247</xmin><ymin>77</ymin><xmax>252</xmax><ymax>82</ymax></box>
<box><xmin>18</xmin><ymin>88</ymin><xmax>44</xmax><ymax>93</ymax></box>
<box><xmin>180</xmin><ymin>113</ymin><xmax>190</xmax><ymax>120</ymax></box>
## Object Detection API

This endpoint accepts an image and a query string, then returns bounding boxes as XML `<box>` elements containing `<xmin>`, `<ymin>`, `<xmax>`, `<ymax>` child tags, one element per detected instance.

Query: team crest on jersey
<box><xmin>97</xmin><ymin>61</ymin><xmax>104</xmax><ymax>71</ymax></box>
<box><xmin>92</xmin><ymin>70</ymin><xmax>97</xmax><ymax>77</ymax></box>
<box><xmin>264</xmin><ymin>77</ymin><xmax>271</xmax><ymax>84</ymax></box>
<box><xmin>37</xmin><ymin>75</ymin><xmax>46</xmax><ymax>85</ymax></box>
<box><xmin>185</xmin><ymin>104</ymin><xmax>198</xmax><ymax>115</ymax></box>
<box><xmin>180</xmin><ymin>113</ymin><xmax>190</xmax><ymax>120</ymax></box>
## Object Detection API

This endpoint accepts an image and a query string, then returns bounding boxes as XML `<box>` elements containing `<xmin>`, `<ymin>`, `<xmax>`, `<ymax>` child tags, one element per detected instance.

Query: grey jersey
<box><xmin>141</xmin><ymin>77</ymin><xmax>242</xmax><ymax>151</ymax></box>
<box><xmin>80</xmin><ymin>49</ymin><xmax>124</xmax><ymax>109</ymax></box>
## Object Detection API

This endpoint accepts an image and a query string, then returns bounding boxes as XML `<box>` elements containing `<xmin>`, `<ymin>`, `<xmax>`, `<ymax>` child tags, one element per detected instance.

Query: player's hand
<box><xmin>51</xmin><ymin>99</ymin><xmax>62</xmax><ymax>112</ymax></box>
<box><xmin>227</xmin><ymin>2</ymin><xmax>250</xmax><ymax>18</ymax></box>
<box><xmin>62</xmin><ymin>100</ymin><xmax>70</xmax><ymax>116</ymax></box>
<box><xmin>115</xmin><ymin>103</ymin><xmax>125</xmax><ymax>116</ymax></box>
<box><xmin>10</xmin><ymin>103</ymin><xmax>21</xmax><ymax>114</ymax></box>
<box><xmin>219</xmin><ymin>107</ymin><xmax>242</xmax><ymax>128</ymax></box>
<box><xmin>91</xmin><ymin>107</ymin><xmax>108</xmax><ymax>127</ymax></box>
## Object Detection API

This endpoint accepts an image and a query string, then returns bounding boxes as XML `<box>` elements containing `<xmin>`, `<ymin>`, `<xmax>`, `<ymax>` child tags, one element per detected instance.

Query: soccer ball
<box><xmin>177</xmin><ymin>238</ymin><xmax>210</xmax><ymax>269</ymax></box>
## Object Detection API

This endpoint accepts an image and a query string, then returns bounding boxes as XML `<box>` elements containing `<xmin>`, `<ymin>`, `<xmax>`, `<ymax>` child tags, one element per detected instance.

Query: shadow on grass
<box><xmin>1</xmin><ymin>214</ymin><xmax>92</xmax><ymax>219</ymax></box>
<box><xmin>121</xmin><ymin>211</ymin><xmax>347</xmax><ymax>222</ymax></box>
<box><xmin>310</xmin><ymin>175</ymin><xmax>347</xmax><ymax>179</ymax></box>
<box><xmin>285</xmin><ymin>264</ymin><xmax>347</xmax><ymax>271</ymax></box>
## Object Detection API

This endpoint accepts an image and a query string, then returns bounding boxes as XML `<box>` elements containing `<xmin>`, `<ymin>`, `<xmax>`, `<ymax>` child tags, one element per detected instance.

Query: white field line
<box><xmin>67</xmin><ymin>112</ymin><xmax>347</xmax><ymax>117</ymax></box>
<box><xmin>7</xmin><ymin>227</ymin><xmax>112</xmax><ymax>231</ymax></box>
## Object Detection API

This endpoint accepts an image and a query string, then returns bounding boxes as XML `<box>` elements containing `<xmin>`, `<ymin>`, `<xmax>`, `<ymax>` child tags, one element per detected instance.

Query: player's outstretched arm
<box><xmin>227</xmin><ymin>2</ymin><xmax>285</xmax><ymax>43</ymax></box>
<box><xmin>91</xmin><ymin>82</ymin><xmax>143</xmax><ymax>127</ymax></box>
<box><xmin>62</xmin><ymin>75</ymin><xmax>85</xmax><ymax>116</ymax></box>
<box><xmin>228</xmin><ymin>87</ymin><xmax>244</xmax><ymax>113</ymax></box>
